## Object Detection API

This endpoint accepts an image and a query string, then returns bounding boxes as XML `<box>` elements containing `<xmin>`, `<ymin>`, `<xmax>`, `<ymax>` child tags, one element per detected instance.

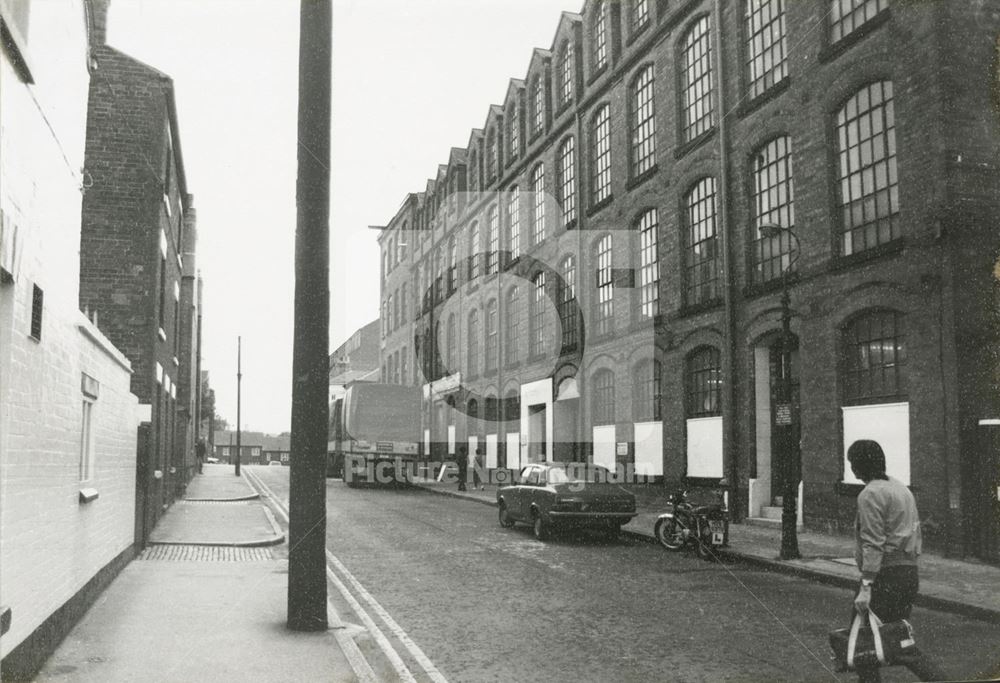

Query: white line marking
<box><xmin>247</xmin><ymin>468</ymin><xmax>443</xmax><ymax>682</ymax></box>
<box><xmin>325</xmin><ymin>550</ymin><xmax>449</xmax><ymax>683</ymax></box>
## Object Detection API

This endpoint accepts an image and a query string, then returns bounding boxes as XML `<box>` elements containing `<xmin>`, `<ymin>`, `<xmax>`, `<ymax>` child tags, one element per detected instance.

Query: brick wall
<box><xmin>0</xmin><ymin>1</ymin><xmax>139</xmax><ymax>662</ymax></box>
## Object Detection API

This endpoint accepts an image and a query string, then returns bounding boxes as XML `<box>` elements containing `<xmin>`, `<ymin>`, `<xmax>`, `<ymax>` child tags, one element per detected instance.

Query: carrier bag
<box><xmin>829</xmin><ymin>611</ymin><xmax>916</xmax><ymax>671</ymax></box>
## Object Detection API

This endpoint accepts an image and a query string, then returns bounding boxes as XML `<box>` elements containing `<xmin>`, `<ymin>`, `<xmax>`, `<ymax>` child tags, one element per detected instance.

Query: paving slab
<box><xmin>34</xmin><ymin>556</ymin><xmax>355</xmax><ymax>683</ymax></box>
<box><xmin>184</xmin><ymin>464</ymin><xmax>259</xmax><ymax>501</ymax></box>
<box><xmin>148</xmin><ymin>500</ymin><xmax>283</xmax><ymax>547</ymax></box>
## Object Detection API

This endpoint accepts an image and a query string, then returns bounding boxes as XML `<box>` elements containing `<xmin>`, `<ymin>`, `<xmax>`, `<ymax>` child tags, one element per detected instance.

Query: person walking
<box><xmin>455</xmin><ymin>444</ymin><xmax>468</xmax><ymax>492</ymax></box>
<box><xmin>847</xmin><ymin>439</ymin><xmax>946</xmax><ymax>683</ymax></box>
<box><xmin>472</xmin><ymin>445</ymin><xmax>484</xmax><ymax>490</ymax></box>
<box><xmin>195</xmin><ymin>439</ymin><xmax>206</xmax><ymax>474</ymax></box>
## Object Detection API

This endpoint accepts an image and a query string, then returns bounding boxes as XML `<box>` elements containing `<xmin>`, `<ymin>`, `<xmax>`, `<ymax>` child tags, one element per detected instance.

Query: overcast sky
<box><xmin>107</xmin><ymin>0</ymin><xmax>577</xmax><ymax>433</ymax></box>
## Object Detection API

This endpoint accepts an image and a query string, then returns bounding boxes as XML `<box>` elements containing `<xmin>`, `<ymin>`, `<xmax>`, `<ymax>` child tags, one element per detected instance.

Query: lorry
<box><xmin>327</xmin><ymin>382</ymin><xmax>421</xmax><ymax>486</ymax></box>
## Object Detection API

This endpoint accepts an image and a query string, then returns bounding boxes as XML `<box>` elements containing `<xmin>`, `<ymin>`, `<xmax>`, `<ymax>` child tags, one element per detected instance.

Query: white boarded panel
<box><xmin>486</xmin><ymin>434</ymin><xmax>498</xmax><ymax>468</ymax></box>
<box><xmin>448</xmin><ymin>425</ymin><xmax>456</xmax><ymax>454</ymax></box>
<box><xmin>424</xmin><ymin>429</ymin><xmax>430</xmax><ymax>455</ymax></box>
<box><xmin>634</xmin><ymin>421</ymin><xmax>663</xmax><ymax>476</ymax></box>
<box><xmin>467</xmin><ymin>436</ymin><xmax>478</xmax><ymax>465</ymax></box>
<box><xmin>506</xmin><ymin>432</ymin><xmax>520</xmax><ymax>470</ymax></box>
<box><xmin>842</xmin><ymin>402</ymin><xmax>910</xmax><ymax>485</ymax></box>
<box><xmin>686</xmin><ymin>416</ymin><xmax>723</xmax><ymax>478</ymax></box>
<box><xmin>593</xmin><ymin>425</ymin><xmax>616</xmax><ymax>472</ymax></box>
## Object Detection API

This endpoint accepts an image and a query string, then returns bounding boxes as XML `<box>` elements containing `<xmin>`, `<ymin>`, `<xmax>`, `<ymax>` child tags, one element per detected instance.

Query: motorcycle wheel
<box><xmin>654</xmin><ymin>517</ymin><xmax>685</xmax><ymax>551</ymax></box>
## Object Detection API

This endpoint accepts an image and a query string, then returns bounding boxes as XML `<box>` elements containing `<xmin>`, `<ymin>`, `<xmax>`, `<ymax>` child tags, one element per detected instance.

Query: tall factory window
<box><xmin>680</xmin><ymin>15</ymin><xmax>714</xmax><ymax>143</ymax></box>
<box><xmin>507</xmin><ymin>186</ymin><xmax>521</xmax><ymax>258</ymax></box>
<box><xmin>633</xmin><ymin>359</ymin><xmax>662</xmax><ymax>422</ymax></box>
<box><xmin>631</xmin><ymin>65</ymin><xmax>656</xmax><ymax>176</ymax></box>
<box><xmin>486</xmin><ymin>299</ymin><xmax>499</xmax><ymax>371</ymax></box>
<box><xmin>841</xmin><ymin>309</ymin><xmax>906</xmax><ymax>405</ymax></box>
<box><xmin>595</xmin><ymin>234</ymin><xmax>613</xmax><ymax>336</ymax></box>
<box><xmin>530</xmin><ymin>272</ymin><xmax>547</xmax><ymax>357</ymax></box>
<box><xmin>467</xmin><ymin>309</ymin><xmax>480</xmax><ymax>377</ymax></box>
<box><xmin>686</xmin><ymin>347</ymin><xmax>722</xmax><ymax>417</ymax></box>
<box><xmin>593</xmin><ymin>0</ymin><xmax>608</xmax><ymax>71</ymax></box>
<box><xmin>559</xmin><ymin>39</ymin><xmax>574</xmax><ymax>107</ymax></box>
<box><xmin>637</xmin><ymin>209</ymin><xmax>659</xmax><ymax>319</ymax></box>
<box><xmin>505</xmin><ymin>285</ymin><xmax>521</xmax><ymax>364</ymax></box>
<box><xmin>830</xmin><ymin>0</ymin><xmax>886</xmax><ymax>44</ymax></box>
<box><xmin>591</xmin><ymin>105</ymin><xmax>612</xmax><ymax>205</ymax></box>
<box><xmin>592</xmin><ymin>369</ymin><xmax>615</xmax><ymax>425</ymax></box>
<box><xmin>559</xmin><ymin>255</ymin><xmax>578</xmax><ymax>348</ymax></box>
<box><xmin>557</xmin><ymin>137</ymin><xmax>577</xmax><ymax>226</ymax></box>
<box><xmin>751</xmin><ymin>136</ymin><xmax>796</xmax><ymax>284</ymax></box>
<box><xmin>531</xmin><ymin>164</ymin><xmax>547</xmax><ymax>245</ymax></box>
<box><xmin>683</xmin><ymin>177</ymin><xmax>720</xmax><ymax>307</ymax></box>
<box><xmin>487</xmin><ymin>205</ymin><xmax>500</xmax><ymax>275</ymax></box>
<box><xmin>745</xmin><ymin>0</ymin><xmax>787</xmax><ymax>100</ymax></box>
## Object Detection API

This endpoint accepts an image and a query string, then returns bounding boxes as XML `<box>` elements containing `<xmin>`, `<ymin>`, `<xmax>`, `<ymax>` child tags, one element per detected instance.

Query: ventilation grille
<box><xmin>139</xmin><ymin>545</ymin><xmax>273</xmax><ymax>562</ymax></box>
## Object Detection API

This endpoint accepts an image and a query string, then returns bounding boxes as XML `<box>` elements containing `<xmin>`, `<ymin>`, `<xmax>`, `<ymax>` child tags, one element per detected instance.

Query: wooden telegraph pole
<box><xmin>287</xmin><ymin>0</ymin><xmax>330</xmax><ymax>631</ymax></box>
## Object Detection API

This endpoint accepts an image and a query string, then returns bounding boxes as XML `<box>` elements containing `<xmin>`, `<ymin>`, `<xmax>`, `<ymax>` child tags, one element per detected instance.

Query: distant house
<box><xmin>213</xmin><ymin>431</ymin><xmax>290</xmax><ymax>465</ymax></box>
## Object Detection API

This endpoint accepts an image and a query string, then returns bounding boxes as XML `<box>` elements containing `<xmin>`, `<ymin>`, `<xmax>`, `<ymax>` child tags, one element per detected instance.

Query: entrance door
<box><xmin>527</xmin><ymin>404</ymin><xmax>547</xmax><ymax>463</ymax></box>
<box><xmin>769</xmin><ymin>341</ymin><xmax>800</xmax><ymax>506</ymax></box>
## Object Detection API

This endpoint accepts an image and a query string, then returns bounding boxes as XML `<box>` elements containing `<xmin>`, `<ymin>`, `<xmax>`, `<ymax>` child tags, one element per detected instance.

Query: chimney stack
<box><xmin>91</xmin><ymin>0</ymin><xmax>111</xmax><ymax>46</ymax></box>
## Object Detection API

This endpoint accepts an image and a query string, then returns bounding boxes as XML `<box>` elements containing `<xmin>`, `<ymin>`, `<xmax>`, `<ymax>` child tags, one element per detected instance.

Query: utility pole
<box><xmin>287</xmin><ymin>0</ymin><xmax>330</xmax><ymax>632</ymax></box>
<box><xmin>235</xmin><ymin>335</ymin><xmax>242</xmax><ymax>477</ymax></box>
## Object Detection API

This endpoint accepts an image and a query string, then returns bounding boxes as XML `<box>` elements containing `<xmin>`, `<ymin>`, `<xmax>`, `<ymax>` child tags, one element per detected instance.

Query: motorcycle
<box><xmin>654</xmin><ymin>489</ymin><xmax>729</xmax><ymax>559</ymax></box>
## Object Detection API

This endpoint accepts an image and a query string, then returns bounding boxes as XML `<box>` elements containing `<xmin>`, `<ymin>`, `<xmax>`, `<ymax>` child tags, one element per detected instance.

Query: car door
<box><xmin>507</xmin><ymin>465</ymin><xmax>534</xmax><ymax>520</ymax></box>
<box><xmin>523</xmin><ymin>466</ymin><xmax>544</xmax><ymax>516</ymax></box>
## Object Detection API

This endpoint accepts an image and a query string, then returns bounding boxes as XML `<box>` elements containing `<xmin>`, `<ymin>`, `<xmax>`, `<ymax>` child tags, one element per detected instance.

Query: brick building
<box><xmin>328</xmin><ymin>318</ymin><xmax>381</xmax><ymax>399</ymax></box>
<box><xmin>79</xmin><ymin>0</ymin><xmax>203</xmax><ymax>545</ymax></box>
<box><xmin>0</xmin><ymin>1</ymin><xmax>141</xmax><ymax>676</ymax></box>
<box><xmin>377</xmin><ymin>1</ymin><xmax>1000</xmax><ymax>561</ymax></box>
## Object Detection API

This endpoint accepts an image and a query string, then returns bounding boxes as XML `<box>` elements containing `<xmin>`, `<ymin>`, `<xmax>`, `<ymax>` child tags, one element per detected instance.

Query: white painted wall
<box><xmin>0</xmin><ymin>1</ymin><xmax>140</xmax><ymax>657</ymax></box>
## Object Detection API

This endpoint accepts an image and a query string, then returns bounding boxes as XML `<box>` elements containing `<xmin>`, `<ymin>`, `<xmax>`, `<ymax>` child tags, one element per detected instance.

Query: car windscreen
<box><xmin>545</xmin><ymin>465</ymin><xmax>614</xmax><ymax>484</ymax></box>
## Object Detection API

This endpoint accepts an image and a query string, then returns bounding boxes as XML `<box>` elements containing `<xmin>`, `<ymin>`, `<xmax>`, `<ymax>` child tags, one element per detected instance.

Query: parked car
<box><xmin>205</xmin><ymin>457</ymin><xmax>219</xmax><ymax>464</ymax></box>
<box><xmin>268</xmin><ymin>460</ymin><xmax>284</xmax><ymax>466</ymax></box>
<box><xmin>496</xmin><ymin>462</ymin><xmax>636</xmax><ymax>540</ymax></box>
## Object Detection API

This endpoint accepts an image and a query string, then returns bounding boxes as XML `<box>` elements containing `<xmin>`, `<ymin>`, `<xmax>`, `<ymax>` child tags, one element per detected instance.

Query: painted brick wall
<box><xmin>0</xmin><ymin>1</ymin><xmax>139</xmax><ymax>659</ymax></box>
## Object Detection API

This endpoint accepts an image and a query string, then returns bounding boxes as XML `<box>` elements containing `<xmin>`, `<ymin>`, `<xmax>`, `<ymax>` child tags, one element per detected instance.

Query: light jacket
<box><xmin>854</xmin><ymin>477</ymin><xmax>922</xmax><ymax>581</ymax></box>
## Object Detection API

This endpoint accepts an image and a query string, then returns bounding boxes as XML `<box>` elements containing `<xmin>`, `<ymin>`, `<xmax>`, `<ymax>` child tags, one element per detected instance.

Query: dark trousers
<box><xmin>856</xmin><ymin>566</ymin><xmax>947</xmax><ymax>683</ymax></box>
<box><xmin>456</xmin><ymin>460</ymin><xmax>467</xmax><ymax>491</ymax></box>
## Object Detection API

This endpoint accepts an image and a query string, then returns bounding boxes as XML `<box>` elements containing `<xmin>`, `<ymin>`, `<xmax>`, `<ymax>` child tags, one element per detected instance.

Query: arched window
<box><xmin>469</xmin><ymin>221</ymin><xmax>480</xmax><ymax>280</ymax></box>
<box><xmin>401</xmin><ymin>347</ymin><xmax>408</xmax><ymax>385</ymax></box>
<box><xmin>530</xmin><ymin>272</ymin><xmax>547</xmax><ymax>357</ymax></box>
<box><xmin>633</xmin><ymin>359</ymin><xmax>662</xmax><ymax>422</ymax></box>
<box><xmin>593</xmin><ymin>0</ymin><xmax>608</xmax><ymax>71</ymax></box>
<box><xmin>448</xmin><ymin>236</ymin><xmax>457</xmax><ymax>292</ymax></box>
<box><xmin>507</xmin><ymin>185</ymin><xmax>521</xmax><ymax>258</ymax></box>
<box><xmin>531</xmin><ymin>164</ymin><xmax>546</xmax><ymax>245</ymax></box>
<box><xmin>751</xmin><ymin>136</ymin><xmax>796</xmax><ymax>284</ymax></box>
<box><xmin>680</xmin><ymin>16</ymin><xmax>714</xmax><ymax>143</ymax></box>
<box><xmin>595</xmin><ymin>234</ymin><xmax>613</xmax><ymax>335</ymax></box>
<box><xmin>559</xmin><ymin>255</ymin><xmax>577</xmax><ymax>348</ymax></box>
<box><xmin>631</xmin><ymin>65</ymin><xmax>656</xmax><ymax>177</ymax></box>
<box><xmin>632</xmin><ymin>0</ymin><xmax>649</xmax><ymax>32</ymax></box>
<box><xmin>841</xmin><ymin>310</ymin><xmax>906</xmax><ymax>405</ymax></box>
<box><xmin>683</xmin><ymin>177</ymin><xmax>720</xmax><ymax>306</ymax></box>
<box><xmin>467</xmin><ymin>309</ymin><xmax>480</xmax><ymax>376</ymax></box>
<box><xmin>745</xmin><ymin>0</ymin><xmax>788</xmax><ymax>99</ymax></box>
<box><xmin>637</xmin><ymin>209</ymin><xmax>659</xmax><ymax>319</ymax></box>
<box><xmin>592</xmin><ymin>368</ymin><xmax>615</xmax><ymax>425</ymax></box>
<box><xmin>508</xmin><ymin>102</ymin><xmax>520</xmax><ymax>160</ymax></box>
<box><xmin>557</xmin><ymin>136</ymin><xmax>576</xmax><ymax>227</ymax></box>
<box><xmin>486</xmin><ymin>129</ymin><xmax>498</xmax><ymax>184</ymax></box>
<box><xmin>836</xmin><ymin>81</ymin><xmax>899</xmax><ymax>256</ymax></box>
<box><xmin>435</xmin><ymin>246</ymin><xmax>444</xmax><ymax>301</ymax></box>
<box><xmin>486</xmin><ymin>205</ymin><xmax>500</xmax><ymax>275</ymax></box>
<box><xmin>505</xmin><ymin>285</ymin><xmax>520</xmax><ymax>364</ymax></box>
<box><xmin>485</xmin><ymin>394</ymin><xmax>498</xmax><ymax>424</ymax></box>
<box><xmin>389</xmin><ymin>237</ymin><xmax>396</xmax><ymax>268</ymax></box>
<box><xmin>591</xmin><ymin>105</ymin><xmax>612</xmax><ymax>205</ymax></box>
<box><xmin>446</xmin><ymin>313</ymin><xmax>456</xmax><ymax>372</ymax></box>
<box><xmin>830</xmin><ymin>0</ymin><xmax>885</xmax><ymax>44</ymax></box>
<box><xmin>559</xmin><ymin>39</ymin><xmax>574</xmax><ymax>107</ymax></box>
<box><xmin>504</xmin><ymin>388</ymin><xmax>520</xmax><ymax>425</ymax></box>
<box><xmin>401</xmin><ymin>283</ymin><xmax>408</xmax><ymax>323</ymax></box>
<box><xmin>686</xmin><ymin>347</ymin><xmax>722</xmax><ymax>417</ymax></box>
<box><xmin>485</xmin><ymin>299</ymin><xmax>498</xmax><ymax>371</ymax></box>
<box><xmin>531</xmin><ymin>76</ymin><xmax>544</xmax><ymax>136</ymax></box>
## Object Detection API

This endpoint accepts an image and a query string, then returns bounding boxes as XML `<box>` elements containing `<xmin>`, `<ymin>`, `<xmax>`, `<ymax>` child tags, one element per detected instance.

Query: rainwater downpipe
<box><xmin>713</xmin><ymin>0</ymin><xmax>740</xmax><ymax>519</ymax></box>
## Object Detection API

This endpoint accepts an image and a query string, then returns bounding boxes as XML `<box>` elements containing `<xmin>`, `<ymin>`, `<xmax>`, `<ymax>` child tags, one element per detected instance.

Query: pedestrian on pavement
<box><xmin>456</xmin><ymin>444</ymin><xmax>468</xmax><ymax>492</ymax></box>
<box><xmin>472</xmin><ymin>445</ymin><xmax>484</xmax><ymax>490</ymax></box>
<box><xmin>847</xmin><ymin>439</ymin><xmax>946</xmax><ymax>683</ymax></box>
<box><xmin>196</xmin><ymin>439</ymin><xmax>206</xmax><ymax>474</ymax></box>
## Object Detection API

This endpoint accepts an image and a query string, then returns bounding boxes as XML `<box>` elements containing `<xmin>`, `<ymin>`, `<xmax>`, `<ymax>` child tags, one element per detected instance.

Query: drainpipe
<box><xmin>712</xmin><ymin>0</ymin><xmax>740</xmax><ymax>520</ymax></box>
<box><xmin>574</xmin><ymin>107</ymin><xmax>586</xmax><ymax>465</ymax></box>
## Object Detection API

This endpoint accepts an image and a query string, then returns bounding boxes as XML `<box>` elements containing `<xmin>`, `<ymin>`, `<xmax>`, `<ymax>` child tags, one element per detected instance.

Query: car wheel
<box><xmin>498</xmin><ymin>502</ymin><xmax>515</xmax><ymax>529</ymax></box>
<box><xmin>532</xmin><ymin>511</ymin><xmax>550</xmax><ymax>541</ymax></box>
<box><xmin>654</xmin><ymin>518</ymin><xmax>685</xmax><ymax>551</ymax></box>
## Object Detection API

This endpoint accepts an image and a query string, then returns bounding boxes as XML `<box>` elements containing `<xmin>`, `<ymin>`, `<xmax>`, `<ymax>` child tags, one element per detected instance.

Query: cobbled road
<box><xmin>254</xmin><ymin>468</ymin><xmax>1000</xmax><ymax>683</ymax></box>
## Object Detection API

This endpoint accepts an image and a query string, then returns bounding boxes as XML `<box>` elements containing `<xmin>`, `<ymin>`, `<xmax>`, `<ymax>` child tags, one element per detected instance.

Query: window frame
<box><xmin>750</xmin><ymin>135</ymin><xmax>796</xmax><ymax>285</ymax></box>
<box><xmin>530</xmin><ymin>272</ymin><xmax>547</xmax><ymax>358</ymax></box>
<box><xmin>630</xmin><ymin>64</ymin><xmax>657</xmax><ymax>178</ymax></box>
<box><xmin>590</xmin><ymin>104</ymin><xmax>612</xmax><ymax>206</ymax></box>
<box><xmin>531</xmin><ymin>163</ymin><xmax>547</xmax><ymax>245</ymax></box>
<box><xmin>559</xmin><ymin>255</ymin><xmax>578</xmax><ymax>349</ymax></box>
<box><xmin>840</xmin><ymin>309</ymin><xmax>907</xmax><ymax>405</ymax></box>
<box><xmin>592</xmin><ymin>368</ymin><xmax>616</xmax><ymax>425</ymax></box>
<box><xmin>744</xmin><ymin>0</ymin><xmax>788</xmax><ymax>101</ymax></box>
<box><xmin>683</xmin><ymin>177</ymin><xmax>721</xmax><ymax>308</ymax></box>
<box><xmin>679</xmin><ymin>15</ymin><xmax>715</xmax><ymax>145</ymax></box>
<box><xmin>686</xmin><ymin>347</ymin><xmax>722</xmax><ymax>418</ymax></box>
<box><xmin>636</xmin><ymin>209</ymin><xmax>660</xmax><ymax>320</ymax></box>
<box><xmin>557</xmin><ymin>136</ymin><xmax>577</xmax><ymax>227</ymax></box>
<box><xmin>595</xmin><ymin>234</ymin><xmax>614</xmax><ymax>336</ymax></box>
<box><xmin>633</xmin><ymin>359</ymin><xmax>662</xmax><ymax>422</ymax></box>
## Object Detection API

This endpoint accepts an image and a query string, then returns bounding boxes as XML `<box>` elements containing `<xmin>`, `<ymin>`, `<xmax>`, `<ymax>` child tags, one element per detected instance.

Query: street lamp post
<box><xmin>759</xmin><ymin>224</ymin><xmax>801</xmax><ymax>560</ymax></box>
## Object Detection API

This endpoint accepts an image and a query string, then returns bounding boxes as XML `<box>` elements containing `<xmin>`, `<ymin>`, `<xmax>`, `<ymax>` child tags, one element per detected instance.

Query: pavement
<box><xmin>32</xmin><ymin>465</ymin><xmax>362</xmax><ymax>683</ymax></box>
<box><xmin>408</xmin><ymin>475</ymin><xmax>1000</xmax><ymax>625</ymax></box>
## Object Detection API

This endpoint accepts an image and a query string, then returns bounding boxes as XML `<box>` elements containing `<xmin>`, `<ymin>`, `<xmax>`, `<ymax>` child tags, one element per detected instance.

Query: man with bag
<box><xmin>847</xmin><ymin>439</ymin><xmax>947</xmax><ymax>682</ymax></box>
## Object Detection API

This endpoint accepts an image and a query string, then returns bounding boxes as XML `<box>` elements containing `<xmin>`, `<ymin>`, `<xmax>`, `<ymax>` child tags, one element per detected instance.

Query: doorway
<box><xmin>752</xmin><ymin>334</ymin><xmax>800</xmax><ymax>516</ymax></box>
<box><xmin>527</xmin><ymin>404</ymin><xmax>547</xmax><ymax>463</ymax></box>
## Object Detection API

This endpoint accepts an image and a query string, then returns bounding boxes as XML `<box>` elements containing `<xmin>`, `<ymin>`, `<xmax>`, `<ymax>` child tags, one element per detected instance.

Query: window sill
<box><xmin>626</xmin><ymin>22</ymin><xmax>651</xmax><ymax>46</ymax></box>
<box><xmin>587</xmin><ymin>195</ymin><xmax>614</xmax><ymax>218</ymax></box>
<box><xmin>737</xmin><ymin>78</ymin><xmax>791</xmax><ymax>118</ymax></box>
<box><xmin>562</xmin><ymin>218</ymin><xmax>579</xmax><ymax>231</ymax></box>
<box><xmin>828</xmin><ymin>237</ymin><xmax>905</xmax><ymax>273</ymax></box>
<box><xmin>554</xmin><ymin>101</ymin><xmax>574</xmax><ymax>119</ymax></box>
<box><xmin>819</xmin><ymin>9</ymin><xmax>892</xmax><ymax>64</ymax></box>
<box><xmin>679</xmin><ymin>298</ymin><xmax>723</xmax><ymax>317</ymax></box>
<box><xmin>626</xmin><ymin>165</ymin><xmax>659</xmax><ymax>192</ymax></box>
<box><xmin>743</xmin><ymin>270</ymin><xmax>800</xmax><ymax>299</ymax></box>
<box><xmin>674</xmin><ymin>128</ymin><xmax>716</xmax><ymax>160</ymax></box>
<box><xmin>587</xmin><ymin>64</ymin><xmax>609</xmax><ymax>86</ymax></box>
<box><xmin>79</xmin><ymin>488</ymin><xmax>100</xmax><ymax>504</ymax></box>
